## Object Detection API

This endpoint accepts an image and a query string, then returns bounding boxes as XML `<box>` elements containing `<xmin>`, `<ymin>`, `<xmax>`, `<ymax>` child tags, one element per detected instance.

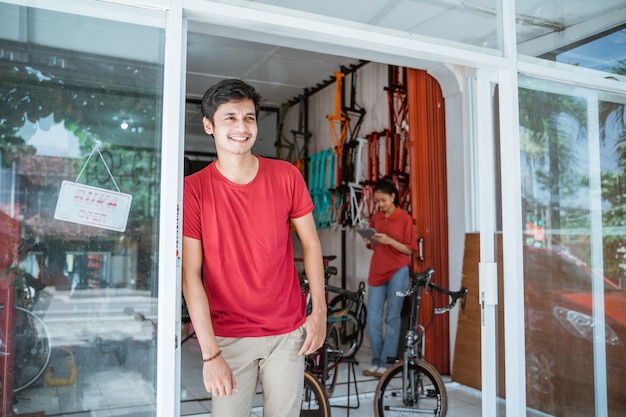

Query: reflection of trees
<box><xmin>0</xmin><ymin>46</ymin><xmax>163</xmax><ymax>223</ymax></box>
<box><xmin>596</xmin><ymin>62</ymin><xmax>626</xmax><ymax>280</ymax></box>
<box><xmin>520</xmin><ymin>62</ymin><xmax>626</xmax><ymax>281</ymax></box>
<box><xmin>597</xmin><ymin>62</ymin><xmax>626</xmax><ymax>279</ymax></box>
<box><xmin>0</xmin><ymin>41</ymin><xmax>162</xmax><ymax>158</ymax></box>
<box><xmin>519</xmin><ymin>88</ymin><xmax>587</xmax><ymax>245</ymax></box>
<box><xmin>0</xmin><ymin>44</ymin><xmax>163</xmax><ymax>290</ymax></box>
<box><xmin>599</xmin><ymin>62</ymin><xmax>626</xmax><ymax>214</ymax></box>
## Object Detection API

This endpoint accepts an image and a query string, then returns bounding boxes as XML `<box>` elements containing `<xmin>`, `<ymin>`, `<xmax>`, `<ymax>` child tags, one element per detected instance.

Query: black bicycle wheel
<box><xmin>330</xmin><ymin>310</ymin><xmax>362</xmax><ymax>358</ymax></box>
<box><xmin>328</xmin><ymin>295</ymin><xmax>365</xmax><ymax>358</ymax></box>
<box><xmin>301</xmin><ymin>370</ymin><xmax>331</xmax><ymax>417</ymax></box>
<box><xmin>374</xmin><ymin>359</ymin><xmax>447</xmax><ymax>417</ymax></box>
<box><xmin>324</xmin><ymin>323</ymin><xmax>341</xmax><ymax>397</ymax></box>
<box><xmin>0</xmin><ymin>305</ymin><xmax>52</xmax><ymax>392</ymax></box>
<box><xmin>328</xmin><ymin>293</ymin><xmax>367</xmax><ymax>326</ymax></box>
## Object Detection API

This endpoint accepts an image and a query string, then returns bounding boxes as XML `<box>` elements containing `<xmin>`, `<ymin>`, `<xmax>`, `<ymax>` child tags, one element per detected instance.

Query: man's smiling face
<box><xmin>203</xmin><ymin>98</ymin><xmax>258</xmax><ymax>156</ymax></box>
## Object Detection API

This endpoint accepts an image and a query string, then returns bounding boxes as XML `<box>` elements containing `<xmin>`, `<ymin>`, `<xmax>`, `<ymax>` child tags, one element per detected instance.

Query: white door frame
<box><xmin>159</xmin><ymin>1</ymin><xmax>186</xmax><ymax>416</ymax></box>
<box><xmin>0</xmin><ymin>0</ymin><xmax>184</xmax><ymax>415</ymax></box>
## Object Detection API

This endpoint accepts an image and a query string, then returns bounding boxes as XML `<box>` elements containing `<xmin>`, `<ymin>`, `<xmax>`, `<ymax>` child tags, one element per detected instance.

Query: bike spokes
<box><xmin>375</xmin><ymin>361</ymin><xmax>446</xmax><ymax>417</ymax></box>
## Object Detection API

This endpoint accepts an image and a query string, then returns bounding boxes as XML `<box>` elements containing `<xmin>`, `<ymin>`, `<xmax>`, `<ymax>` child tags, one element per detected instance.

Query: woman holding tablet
<box><xmin>360</xmin><ymin>180</ymin><xmax>418</xmax><ymax>378</ymax></box>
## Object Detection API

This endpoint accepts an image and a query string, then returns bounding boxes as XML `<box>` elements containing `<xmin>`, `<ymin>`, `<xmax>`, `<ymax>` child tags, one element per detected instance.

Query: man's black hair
<box><xmin>200</xmin><ymin>79</ymin><xmax>262</xmax><ymax>123</ymax></box>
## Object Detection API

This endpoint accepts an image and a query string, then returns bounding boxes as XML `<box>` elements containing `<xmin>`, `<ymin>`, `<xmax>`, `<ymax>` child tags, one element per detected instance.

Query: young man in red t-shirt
<box><xmin>182</xmin><ymin>79</ymin><xmax>326</xmax><ymax>417</ymax></box>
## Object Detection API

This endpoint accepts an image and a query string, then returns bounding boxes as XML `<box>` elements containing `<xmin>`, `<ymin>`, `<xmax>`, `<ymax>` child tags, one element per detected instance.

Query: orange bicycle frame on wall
<box><xmin>326</xmin><ymin>71</ymin><xmax>349</xmax><ymax>158</ymax></box>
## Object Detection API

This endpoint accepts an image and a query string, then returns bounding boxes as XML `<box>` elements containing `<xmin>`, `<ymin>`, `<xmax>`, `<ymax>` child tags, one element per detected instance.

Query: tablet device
<box><xmin>356</xmin><ymin>228</ymin><xmax>379</xmax><ymax>244</ymax></box>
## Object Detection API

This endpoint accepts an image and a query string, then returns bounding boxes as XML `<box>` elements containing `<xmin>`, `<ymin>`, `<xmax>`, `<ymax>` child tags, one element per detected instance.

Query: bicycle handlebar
<box><xmin>326</xmin><ymin>281</ymin><xmax>366</xmax><ymax>303</ymax></box>
<box><xmin>396</xmin><ymin>267</ymin><xmax>469</xmax><ymax>314</ymax></box>
<box><xmin>431</xmin><ymin>282</ymin><xmax>468</xmax><ymax>314</ymax></box>
<box><xmin>395</xmin><ymin>267</ymin><xmax>434</xmax><ymax>298</ymax></box>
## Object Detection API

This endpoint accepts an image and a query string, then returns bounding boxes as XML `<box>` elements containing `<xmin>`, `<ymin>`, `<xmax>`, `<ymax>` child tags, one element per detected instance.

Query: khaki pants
<box><xmin>211</xmin><ymin>325</ymin><xmax>306</xmax><ymax>417</ymax></box>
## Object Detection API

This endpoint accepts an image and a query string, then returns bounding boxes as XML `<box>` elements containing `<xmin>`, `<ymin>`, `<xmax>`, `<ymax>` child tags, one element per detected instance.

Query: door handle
<box><xmin>417</xmin><ymin>237</ymin><xmax>424</xmax><ymax>261</ymax></box>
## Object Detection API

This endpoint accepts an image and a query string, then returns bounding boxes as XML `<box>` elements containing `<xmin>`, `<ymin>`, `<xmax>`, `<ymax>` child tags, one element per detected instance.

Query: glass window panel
<box><xmin>0</xmin><ymin>5</ymin><xmax>164</xmax><ymax>416</ymax></box>
<box><xmin>519</xmin><ymin>76</ymin><xmax>626</xmax><ymax>416</ymax></box>
<box><xmin>552</xmin><ymin>27</ymin><xmax>626</xmax><ymax>75</ymax></box>
<box><xmin>517</xmin><ymin>2</ymin><xmax>626</xmax><ymax>76</ymax></box>
<box><xmin>216</xmin><ymin>0</ymin><xmax>502</xmax><ymax>51</ymax></box>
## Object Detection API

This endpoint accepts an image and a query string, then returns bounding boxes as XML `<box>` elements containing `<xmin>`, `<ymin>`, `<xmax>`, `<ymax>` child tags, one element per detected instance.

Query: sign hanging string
<box><xmin>74</xmin><ymin>143</ymin><xmax>121</xmax><ymax>193</ymax></box>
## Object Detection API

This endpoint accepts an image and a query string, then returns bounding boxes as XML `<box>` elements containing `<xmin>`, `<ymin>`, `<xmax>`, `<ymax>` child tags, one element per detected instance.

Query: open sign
<box><xmin>54</xmin><ymin>181</ymin><xmax>132</xmax><ymax>232</ymax></box>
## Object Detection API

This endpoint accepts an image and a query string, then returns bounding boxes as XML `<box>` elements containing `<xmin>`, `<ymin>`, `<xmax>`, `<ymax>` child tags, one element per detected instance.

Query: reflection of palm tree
<box><xmin>519</xmin><ymin>88</ymin><xmax>586</xmax><ymax>246</ymax></box>
<box><xmin>0</xmin><ymin>62</ymin><xmax>158</xmax><ymax>168</ymax></box>
<box><xmin>598</xmin><ymin>62</ymin><xmax>626</xmax><ymax>204</ymax></box>
<box><xmin>596</xmin><ymin>64</ymin><xmax>626</xmax><ymax>279</ymax></box>
<box><xmin>599</xmin><ymin>99</ymin><xmax>626</xmax><ymax>216</ymax></box>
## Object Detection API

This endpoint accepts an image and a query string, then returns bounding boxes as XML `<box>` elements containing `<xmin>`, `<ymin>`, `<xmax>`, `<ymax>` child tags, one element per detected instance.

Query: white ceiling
<box><xmin>186</xmin><ymin>32</ymin><xmax>364</xmax><ymax>108</ymax></box>
<box><xmin>184</xmin><ymin>1</ymin><xmax>626</xmax><ymax>135</ymax></box>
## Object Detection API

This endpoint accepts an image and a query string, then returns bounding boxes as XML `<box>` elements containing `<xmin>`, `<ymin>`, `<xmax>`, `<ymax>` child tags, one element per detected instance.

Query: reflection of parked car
<box><xmin>523</xmin><ymin>246</ymin><xmax>626</xmax><ymax>416</ymax></box>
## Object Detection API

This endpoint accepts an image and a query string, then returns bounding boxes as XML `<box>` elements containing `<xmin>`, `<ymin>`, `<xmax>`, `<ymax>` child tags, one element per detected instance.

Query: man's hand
<box><xmin>298</xmin><ymin>310</ymin><xmax>326</xmax><ymax>355</ymax></box>
<box><xmin>202</xmin><ymin>356</ymin><xmax>237</xmax><ymax>397</ymax></box>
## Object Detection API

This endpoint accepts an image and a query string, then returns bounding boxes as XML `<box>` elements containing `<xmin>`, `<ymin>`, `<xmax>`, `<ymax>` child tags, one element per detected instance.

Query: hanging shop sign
<box><xmin>54</xmin><ymin>181</ymin><xmax>132</xmax><ymax>232</ymax></box>
<box><xmin>55</xmin><ymin>144</ymin><xmax>132</xmax><ymax>232</ymax></box>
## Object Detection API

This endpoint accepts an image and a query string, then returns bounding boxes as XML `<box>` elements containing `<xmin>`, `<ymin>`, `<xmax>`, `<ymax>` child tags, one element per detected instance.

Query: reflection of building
<box><xmin>0</xmin><ymin>209</ymin><xmax>18</xmax><ymax>271</ymax></box>
<box><xmin>2</xmin><ymin>146</ymin><xmax>160</xmax><ymax>291</ymax></box>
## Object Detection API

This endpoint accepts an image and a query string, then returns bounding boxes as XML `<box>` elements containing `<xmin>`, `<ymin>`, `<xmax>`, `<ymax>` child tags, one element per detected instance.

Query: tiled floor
<box><xmin>11</xmin><ymin>327</ymin><xmax>484</xmax><ymax>416</ymax></box>
<box><xmin>12</xmin><ymin>342</ymin><xmax>160</xmax><ymax>417</ymax></box>
<box><xmin>181</xmin><ymin>336</ymin><xmax>484</xmax><ymax>417</ymax></box>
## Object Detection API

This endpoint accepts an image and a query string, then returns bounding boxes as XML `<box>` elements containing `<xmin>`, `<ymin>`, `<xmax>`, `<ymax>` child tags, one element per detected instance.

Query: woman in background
<box><xmin>361</xmin><ymin>180</ymin><xmax>417</xmax><ymax>378</ymax></box>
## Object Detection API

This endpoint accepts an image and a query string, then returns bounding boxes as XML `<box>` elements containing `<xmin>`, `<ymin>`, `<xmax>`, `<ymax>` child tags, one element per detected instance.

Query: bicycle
<box><xmin>326</xmin><ymin>279</ymin><xmax>367</xmax><ymax>359</ymax></box>
<box><xmin>1</xmin><ymin>259</ymin><xmax>52</xmax><ymax>394</ymax></box>
<box><xmin>298</xmin><ymin>258</ymin><xmax>337</xmax><ymax>417</ymax></box>
<box><xmin>301</xmin><ymin>261</ymin><xmax>343</xmax><ymax>397</ymax></box>
<box><xmin>301</xmin><ymin>369</ymin><xmax>331</xmax><ymax>417</ymax></box>
<box><xmin>121</xmin><ymin>306</ymin><xmax>157</xmax><ymax>384</ymax></box>
<box><xmin>0</xmin><ymin>304</ymin><xmax>51</xmax><ymax>393</ymax></box>
<box><xmin>300</xmin><ymin>254</ymin><xmax>366</xmax><ymax>360</ymax></box>
<box><xmin>374</xmin><ymin>267</ymin><xmax>468</xmax><ymax>417</ymax></box>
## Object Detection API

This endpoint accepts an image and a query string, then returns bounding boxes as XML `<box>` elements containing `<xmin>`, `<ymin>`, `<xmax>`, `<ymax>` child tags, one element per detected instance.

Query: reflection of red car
<box><xmin>523</xmin><ymin>246</ymin><xmax>626</xmax><ymax>416</ymax></box>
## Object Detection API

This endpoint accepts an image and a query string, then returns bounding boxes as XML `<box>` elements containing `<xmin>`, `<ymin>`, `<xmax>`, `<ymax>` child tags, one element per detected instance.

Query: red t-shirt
<box><xmin>368</xmin><ymin>208</ymin><xmax>418</xmax><ymax>286</ymax></box>
<box><xmin>183</xmin><ymin>157</ymin><xmax>314</xmax><ymax>337</ymax></box>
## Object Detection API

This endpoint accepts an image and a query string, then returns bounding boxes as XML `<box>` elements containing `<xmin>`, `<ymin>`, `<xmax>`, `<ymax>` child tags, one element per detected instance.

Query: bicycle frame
<box><xmin>395</xmin><ymin>267</ymin><xmax>468</xmax><ymax>407</ymax></box>
<box><xmin>327</xmin><ymin>282</ymin><xmax>365</xmax><ymax>320</ymax></box>
<box><xmin>400</xmin><ymin>275</ymin><xmax>426</xmax><ymax>405</ymax></box>
<box><xmin>300</xmin><ymin>258</ymin><xmax>343</xmax><ymax>396</ymax></box>
<box><xmin>326</xmin><ymin>281</ymin><xmax>367</xmax><ymax>359</ymax></box>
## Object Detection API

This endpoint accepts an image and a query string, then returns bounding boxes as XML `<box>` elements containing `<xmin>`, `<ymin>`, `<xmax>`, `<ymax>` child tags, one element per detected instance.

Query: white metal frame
<box><xmin>475</xmin><ymin>68</ymin><xmax>499</xmax><ymax>417</ymax></box>
<box><xmin>158</xmin><ymin>1</ymin><xmax>185</xmax><ymax>416</ymax></box>
<box><xmin>498</xmin><ymin>67</ymin><xmax>526</xmax><ymax>416</ymax></box>
<box><xmin>4</xmin><ymin>0</ymin><xmax>166</xmax><ymax>26</ymax></box>
<box><xmin>498</xmin><ymin>1</ymin><xmax>527</xmax><ymax>415</ymax></box>
<box><xmin>0</xmin><ymin>1</ymin><xmax>182</xmax><ymax>415</ymax></box>
<box><xmin>183</xmin><ymin>0</ymin><xmax>510</xmax><ymax>71</ymax></box>
<box><xmin>179</xmin><ymin>2</ymin><xmax>512</xmax><ymax>416</ymax></box>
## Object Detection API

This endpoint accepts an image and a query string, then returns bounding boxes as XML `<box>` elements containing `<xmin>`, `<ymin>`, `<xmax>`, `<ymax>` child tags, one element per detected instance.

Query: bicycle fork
<box><xmin>402</xmin><ymin>330</ymin><xmax>418</xmax><ymax>406</ymax></box>
<box><xmin>402</xmin><ymin>329</ymin><xmax>434</xmax><ymax>406</ymax></box>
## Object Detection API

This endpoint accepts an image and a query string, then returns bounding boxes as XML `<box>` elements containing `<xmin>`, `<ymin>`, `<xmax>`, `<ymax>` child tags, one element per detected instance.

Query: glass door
<box><xmin>0</xmin><ymin>2</ymin><xmax>178</xmax><ymax>416</ymax></box>
<box><xmin>518</xmin><ymin>76</ymin><xmax>626</xmax><ymax>416</ymax></box>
